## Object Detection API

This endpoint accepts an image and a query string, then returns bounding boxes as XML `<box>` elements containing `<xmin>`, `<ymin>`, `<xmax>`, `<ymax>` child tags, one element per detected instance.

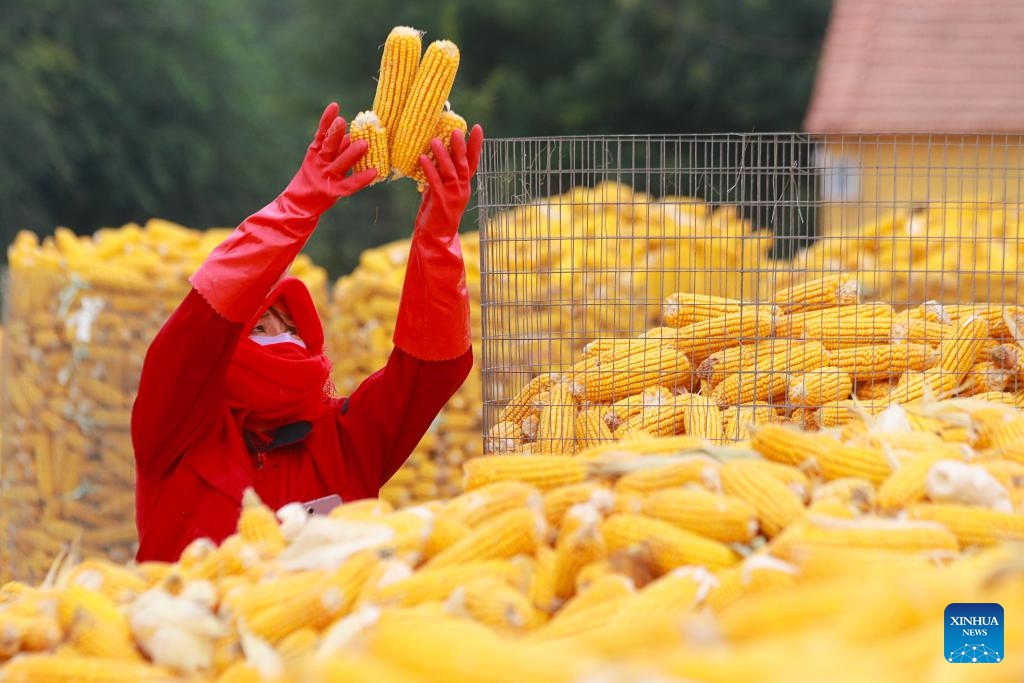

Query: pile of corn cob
<box><xmin>326</xmin><ymin>235</ymin><xmax>484</xmax><ymax>506</ymax></box>
<box><xmin>487</xmin><ymin>272</ymin><xmax>1024</xmax><ymax>455</ymax></box>
<box><xmin>789</xmin><ymin>202</ymin><xmax>1024</xmax><ymax>304</ymax></box>
<box><xmin>1</xmin><ymin>222</ymin><xmax>328</xmax><ymax>584</ymax></box>
<box><xmin>0</xmin><ymin>396</ymin><xmax>1021</xmax><ymax>682</ymax></box>
<box><xmin>349</xmin><ymin>26</ymin><xmax>468</xmax><ymax>188</ymax></box>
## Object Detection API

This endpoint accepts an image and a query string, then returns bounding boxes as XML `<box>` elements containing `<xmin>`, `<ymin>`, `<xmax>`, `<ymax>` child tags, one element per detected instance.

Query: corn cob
<box><xmin>349</xmin><ymin>111</ymin><xmax>390</xmax><ymax>184</ymax></box>
<box><xmin>535</xmin><ymin>383</ymin><xmax>578</xmax><ymax>454</ymax></box>
<box><xmin>662</xmin><ymin>293</ymin><xmax>746</xmax><ymax>327</ymax></box>
<box><xmin>498</xmin><ymin>373</ymin><xmax>559</xmax><ymax>425</ymax></box>
<box><xmin>773</xmin><ymin>273</ymin><xmax>859</xmax><ymax>313</ymax></box>
<box><xmin>445</xmin><ymin>576</ymin><xmax>539</xmax><ymax>633</ymax></box>
<box><xmin>775</xmin><ymin>303</ymin><xmax>893</xmax><ymax>338</ymax></box>
<box><xmin>574</xmin><ymin>343</ymin><xmax>692</xmax><ymax>403</ymax></box>
<box><xmin>721</xmin><ymin>403</ymin><xmax>779</xmax><ymax>440</ymax></box>
<box><xmin>641</xmin><ymin>488</ymin><xmax>758</xmax><ymax>543</ymax></box>
<box><xmin>888</xmin><ymin>368</ymin><xmax>961</xmax><ymax>404</ymax></box>
<box><xmin>574</xmin><ymin>407</ymin><xmax>614</xmax><ymax>449</ymax></box>
<box><xmin>423</xmin><ymin>508</ymin><xmax>544</xmax><ymax>569</ymax></box>
<box><xmin>237</xmin><ymin>488</ymin><xmax>284</xmax><ymax>555</ymax></box>
<box><xmin>749</xmin><ymin>422</ymin><xmax>837</xmax><ymax>470</ymax></box>
<box><xmin>832</xmin><ymin>342</ymin><xmax>938</xmax><ymax>381</ymax></box>
<box><xmin>463</xmin><ymin>455</ymin><xmax>588</xmax><ymax>490</ymax></box>
<box><xmin>0</xmin><ymin>654</ymin><xmax>178</xmax><ymax>682</ymax></box>
<box><xmin>565</xmin><ymin>573</ymin><xmax>635</xmax><ymax>614</ymax></box>
<box><xmin>409</xmin><ymin>109</ymin><xmax>469</xmax><ymax>186</ymax></box>
<box><xmin>616</xmin><ymin>393</ymin><xmax>691</xmax><ymax>437</ymax></box>
<box><xmin>770</xmin><ymin>516</ymin><xmax>960</xmax><ymax>560</ymax></box>
<box><xmin>56</xmin><ymin>585</ymin><xmax>142</xmax><ymax>660</ymax></box>
<box><xmin>483</xmin><ymin>421</ymin><xmax>521</xmax><ymax>454</ymax></box>
<box><xmin>372</xmin><ymin>26</ymin><xmax>423</xmax><ymax>149</ymax></box>
<box><xmin>613</xmin><ymin>455</ymin><xmax>721</xmax><ymax>496</ymax></box>
<box><xmin>695</xmin><ymin>342</ymin><xmax>777</xmax><ymax>389</ymax></box>
<box><xmin>890</xmin><ymin>318</ymin><xmax>953</xmax><ymax>346</ymax></box>
<box><xmin>540</xmin><ymin>482</ymin><xmax>613</xmax><ymax>527</ymax></box>
<box><xmin>958</xmin><ymin>361</ymin><xmax>1012</xmax><ymax>395</ymax></box>
<box><xmin>390</xmin><ymin>40</ymin><xmax>460</xmax><ymax>178</ymax></box>
<box><xmin>659</xmin><ymin>310</ymin><xmax>776</xmax><ymax>363</ymax></box>
<box><xmin>370</xmin><ymin>560</ymin><xmax>517</xmax><ymax>607</ymax></box>
<box><xmin>801</xmin><ymin>314</ymin><xmax>896</xmax><ymax>349</ymax></box>
<box><xmin>811</xmin><ymin>477</ymin><xmax>876</xmax><ymax>514</ymax></box>
<box><xmin>905</xmin><ymin>503</ymin><xmax>1024</xmax><ymax>547</ymax></box>
<box><xmin>705</xmin><ymin>554</ymin><xmax>800</xmax><ymax>612</ymax></box>
<box><xmin>815</xmin><ymin>444</ymin><xmax>893</xmax><ymax>485</ymax></box>
<box><xmin>719</xmin><ymin>460</ymin><xmax>806</xmax><ymax>537</ymax></box>
<box><xmin>728</xmin><ymin>458</ymin><xmax>810</xmax><ymax>500</ymax></box>
<box><xmin>677</xmin><ymin>392</ymin><xmax>726</xmax><ymax>441</ymax></box>
<box><xmin>937</xmin><ymin>316</ymin><xmax>991</xmax><ymax>379</ymax></box>
<box><xmin>787</xmin><ymin>366</ymin><xmax>854</xmax><ymax>408</ymax></box>
<box><xmin>601</xmin><ymin>513</ymin><xmax>740</xmax><ymax>573</ymax></box>
<box><xmin>602</xmin><ymin>386</ymin><xmax>674</xmax><ymax>430</ymax></box>
<box><xmin>550</xmin><ymin>504</ymin><xmax>606</xmax><ymax>602</ymax></box>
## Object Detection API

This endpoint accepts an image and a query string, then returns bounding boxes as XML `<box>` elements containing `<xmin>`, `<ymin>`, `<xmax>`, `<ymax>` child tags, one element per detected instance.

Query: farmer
<box><xmin>131</xmin><ymin>102</ymin><xmax>483</xmax><ymax>562</ymax></box>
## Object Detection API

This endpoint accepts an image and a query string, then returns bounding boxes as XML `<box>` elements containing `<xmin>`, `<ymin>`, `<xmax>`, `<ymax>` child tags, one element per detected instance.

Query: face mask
<box><xmin>249</xmin><ymin>332</ymin><xmax>307</xmax><ymax>349</ymax></box>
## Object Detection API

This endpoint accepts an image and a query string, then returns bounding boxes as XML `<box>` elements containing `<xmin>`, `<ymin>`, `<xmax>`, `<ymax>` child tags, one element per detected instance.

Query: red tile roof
<box><xmin>804</xmin><ymin>0</ymin><xmax>1024</xmax><ymax>132</ymax></box>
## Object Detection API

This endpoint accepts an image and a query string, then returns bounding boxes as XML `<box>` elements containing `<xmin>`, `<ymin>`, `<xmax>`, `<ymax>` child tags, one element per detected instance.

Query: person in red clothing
<box><xmin>131</xmin><ymin>102</ymin><xmax>484</xmax><ymax>562</ymax></box>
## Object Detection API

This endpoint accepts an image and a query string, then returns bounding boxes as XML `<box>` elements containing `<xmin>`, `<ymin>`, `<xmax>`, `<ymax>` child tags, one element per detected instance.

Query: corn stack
<box><xmin>0</xmin><ymin>221</ymin><xmax>328</xmax><ymax>583</ymax></box>
<box><xmin>0</xmin><ymin>397</ymin><xmax>1022</xmax><ymax>682</ymax></box>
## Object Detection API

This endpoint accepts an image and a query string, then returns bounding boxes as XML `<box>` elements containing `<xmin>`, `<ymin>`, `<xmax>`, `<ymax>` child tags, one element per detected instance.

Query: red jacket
<box><xmin>132</xmin><ymin>288</ymin><xmax>470</xmax><ymax>562</ymax></box>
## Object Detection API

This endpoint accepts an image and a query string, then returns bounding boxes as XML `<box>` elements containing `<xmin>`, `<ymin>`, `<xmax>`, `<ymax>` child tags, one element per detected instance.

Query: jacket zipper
<box><xmin>256</xmin><ymin>451</ymin><xmax>266</xmax><ymax>470</ymax></box>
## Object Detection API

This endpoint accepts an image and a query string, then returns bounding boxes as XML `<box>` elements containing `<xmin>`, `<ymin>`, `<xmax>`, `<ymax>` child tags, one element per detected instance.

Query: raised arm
<box><xmin>131</xmin><ymin>104</ymin><xmax>376</xmax><ymax>478</ymax></box>
<box><xmin>340</xmin><ymin>124</ymin><xmax>485</xmax><ymax>486</ymax></box>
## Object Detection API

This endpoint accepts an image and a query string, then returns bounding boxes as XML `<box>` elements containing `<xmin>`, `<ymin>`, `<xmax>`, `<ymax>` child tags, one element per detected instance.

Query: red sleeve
<box><xmin>131</xmin><ymin>290</ymin><xmax>245</xmax><ymax>479</ymax></box>
<box><xmin>337</xmin><ymin>346</ymin><xmax>473</xmax><ymax>487</ymax></box>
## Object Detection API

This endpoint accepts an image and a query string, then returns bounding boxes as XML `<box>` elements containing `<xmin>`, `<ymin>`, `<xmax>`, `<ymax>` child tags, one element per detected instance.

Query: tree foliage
<box><xmin>0</xmin><ymin>0</ymin><xmax>832</xmax><ymax>277</ymax></box>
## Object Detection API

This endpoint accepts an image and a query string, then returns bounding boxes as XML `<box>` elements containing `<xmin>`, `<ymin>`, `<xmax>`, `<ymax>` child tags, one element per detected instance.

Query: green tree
<box><xmin>0</xmin><ymin>0</ymin><xmax>291</xmax><ymax>249</ymax></box>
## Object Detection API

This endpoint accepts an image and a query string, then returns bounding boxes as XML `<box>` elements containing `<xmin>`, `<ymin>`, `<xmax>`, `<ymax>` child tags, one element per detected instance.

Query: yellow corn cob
<box><xmin>551</xmin><ymin>504</ymin><xmax>606</xmax><ymax>602</ymax></box>
<box><xmin>613</xmin><ymin>455</ymin><xmax>721</xmax><ymax>496</ymax></box>
<box><xmin>409</xmin><ymin>109</ymin><xmax>468</xmax><ymax>185</ymax></box>
<box><xmin>444</xmin><ymin>481</ymin><xmax>542</xmax><ymax>529</ymax></box>
<box><xmin>601</xmin><ymin>513</ymin><xmax>740</xmax><ymax>573</ymax></box>
<box><xmin>905</xmin><ymin>503</ymin><xmax>1024</xmax><ymax>547</ymax></box>
<box><xmin>677</xmin><ymin>392</ymin><xmax>726</xmax><ymax>441</ymax></box>
<box><xmin>770</xmin><ymin>516</ymin><xmax>960</xmax><ymax>560</ymax></box>
<box><xmin>419</xmin><ymin>514</ymin><xmax>470</xmax><ymax>561</ymax></box>
<box><xmin>606</xmin><ymin>565</ymin><xmax>716</xmax><ymax>627</ymax></box>
<box><xmin>244</xmin><ymin>550</ymin><xmax>379</xmax><ymax>643</ymax></box>
<box><xmin>525</xmin><ymin>545</ymin><xmax>558</xmax><ymax>616</ymax></box>
<box><xmin>498</xmin><ymin>373</ymin><xmax>559</xmax><ymax>425</ymax></box>
<box><xmin>832</xmin><ymin>342</ymin><xmax>938</xmax><ymax>381</ymax></box>
<box><xmin>574</xmin><ymin>344</ymin><xmax>692</xmax><ymax>403</ymax></box>
<box><xmin>390</xmin><ymin>39</ymin><xmax>460</xmax><ymax>178</ymax></box>
<box><xmin>937</xmin><ymin>316</ymin><xmax>991</xmax><ymax>379</ymax></box>
<box><xmin>616</xmin><ymin>393</ymin><xmax>691</xmax><ymax>437</ymax></box>
<box><xmin>815</xmin><ymin>444</ymin><xmax>893</xmax><ymax>485</ymax></box>
<box><xmin>811</xmin><ymin>477</ymin><xmax>876</xmax><ymax>513</ymax></box>
<box><xmin>62</xmin><ymin>559</ymin><xmax>148</xmax><ymax>604</ymax></box>
<box><xmin>603</xmin><ymin>386</ymin><xmax>674</xmax><ymax>429</ymax></box>
<box><xmin>659</xmin><ymin>310</ymin><xmax>776</xmax><ymax>363</ymax></box>
<box><xmin>423</xmin><ymin>508</ymin><xmax>544</xmax><ymax>569</ymax></box>
<box><xmin>855</xmin><ymin>380</ymin><xmax>895</xmax><ymax>401</ymax></box>
<box><xmin>888</xmin><ymin>368</ymin><xmax>961</xmax><ymax>404</ymax></box>
<box><xmin>695</xmin><ymin>343</ymin><xmax>773</xmax><ymax>389</ymax></box>
<box><xmin>277</xmin><ymin>627</ymin><xmax>318</xmax><ymax>670</ymax></box>
<box><xmin>349</xmin><ymin>111</ymin><xmax>390</xmax><ymax>184</ymax></box>
<box><xmin>535</xmin><ymin>383</ymin><xmax>578</xmax><ymax>454</ymax></box>
<box><xmin>237</xmin><ymin>488</ymin><xmax>284</xmax><ymax>555</ymax></box>
<box><xmin>446</xmin><ymin>576</ymin><xmax>539</xmax><ymax>633</ymax></box>
<box><xmin>641</xmin><ymin>488</ymin><xmax>758</xmax><ymax>543</ymax></box>
<box><xmin>985</xmin><ymin>414</ymin><xmax>1024</xmax><ymax>450</ymax></box>
<box><xmin>721</xmin><ymin>458</ymin><xmax>810</xmax><ymax>501</ymax></box>
<box><xmin>524</xmin><ymin>592</ymin><xmax>633</xmax><ymax>643</ymax></box>
<box><xmin>0</xmin><ymin>654</ymin><xmax>178</xmax><ymax>683</ymax></box>
<box><xmin>578</xmin><ymin>433</ymin><xmax>708</xmax><ymax>458</ymax></box>
<box><xmin>958</xmin><ymin>360</ymin><xmax>1011</xmax><ymax>395</ymax></box>
<box><xmin>373</xmin><ymin>26</ymin><xmax>423</xmax><ymax>148</ymax></box>
<box><xmin>574</xmin><ymin>407</ymin><xmax>615</xmax><ymax>449</ymax></box>
<box><xmin>815</xmin><ymin>399</ymin><xmax>884</xmax><ymax>428</ymax></box>
<box><xmin>0</xmin><ymin>612</ymin><xmax>61</xmax><ymax>652</ymax></box>
<box><xmin>721</xmin><ymin>403</ymin><xmax>779</xmax><ymax>440</ymax></box>
<box><xmin>463</xmin><ymin>455</ymin><xmax>588</xmax><ymax>490</ymax></box>
<box><xmin>56</xmin><ymin>585</ymin><xmax>142</xmax><ymax>660</ymax></box>
<box><xmin>712</xmin><ymin>371</ymin><xmax>787</xmax><ymax>407</ymax></box>
<box><xmin>371</xmin><ymin>560</ymin><xmax>517</xmax><ymax>607</ymax></box>
<box><xmin>719</xmin><ymin>460</ymin><xmax>806</xmax><ymax>537</ymax></box>
<box><xmin>483</xmin><ymin>420</ymin><xmax>521</xmax><ymax>454</ymax></box>
<box><xmin>662</xmin><ymin>293</ymin><xmax>746</xmax><ymax>327</ymax></box>
<box><xmin>775</xmin><ymin>303</ymin><xmax>893</xmax><ymax>338</ymax></box>
<box><xmin>890</xmin><ymin>318</ymin><xmax>953</xmax><ymax>346</ymax></box>
<box><xmin>749</xmin><ymin>423</ymin><xmax>837</xmax><ymax>469</ymax></box>
<box><xmin>705</xmin><ymin>554</ymin><xmax>800</xmax><ymax>612</ymax></box>
<box><xmin>872</xmin><ymin>456</ymin><xmax>958</xmax><ymax>509</ymax></box>
<box><xmin>801</xmin><ymin>314</ymin><xmax>896</xmax><ymax>349</ymax></box>
<box><xmin>787</xmin><ymin>366</ymin><xmax>854</xmax><ymax>408</ymax></box>
<box><xmin>541</xmin><ymin>481</ymin><xmax>613</xmax><ymax>527</ymax></box>
<box><xmin>773</xmin><ymin>273</ymin><xmax>859</xmax><ymax>313</ymax></box>
<box><xmin>567</xmin><ymin>572</ymin><xmax>635</xmax><ymax>609</ymax></box>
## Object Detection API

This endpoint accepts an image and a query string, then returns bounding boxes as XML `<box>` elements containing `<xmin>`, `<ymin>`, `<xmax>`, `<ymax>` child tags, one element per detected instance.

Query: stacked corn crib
<box><xmin>0</xmin><ymin>394</ymin><xmax>1021</xmax><ymax>681</ymax></box>
<box><xmin>0</xmin><ymin>222</ymin><xmax>329</xmax><ymax>584</ymax></box>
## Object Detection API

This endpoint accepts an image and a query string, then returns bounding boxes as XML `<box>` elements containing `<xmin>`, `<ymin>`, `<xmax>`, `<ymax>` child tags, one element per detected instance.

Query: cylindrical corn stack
<box><xmin>0</xmin><ymin>396</ymin><xmax>1022</xmax><ymax>682</ymax></box>
<box><xmin>0</xmin><ymin>221</ymin><xmax>329</xmax><ymax>583</ymax></box>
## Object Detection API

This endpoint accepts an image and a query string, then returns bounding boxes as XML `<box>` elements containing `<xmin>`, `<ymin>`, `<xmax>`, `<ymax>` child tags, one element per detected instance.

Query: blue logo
<box><xmin>945</xmin><ymin>603</ymin><xmax>1004</xmax><ymax>664</ymax></box>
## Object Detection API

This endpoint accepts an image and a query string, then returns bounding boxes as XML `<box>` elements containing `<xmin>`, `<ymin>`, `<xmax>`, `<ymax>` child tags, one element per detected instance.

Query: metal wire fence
<box><xmin>475</xmin><ymin>133</ymin><xmax>1024</xmax><ymax>451</ymax></box>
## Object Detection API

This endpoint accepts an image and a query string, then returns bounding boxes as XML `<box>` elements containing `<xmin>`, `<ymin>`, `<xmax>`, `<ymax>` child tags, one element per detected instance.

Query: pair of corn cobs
<box><xmin>351</xmin><ymin>26</ymin><xmax>468</xmax><ymax>188</ymax></box>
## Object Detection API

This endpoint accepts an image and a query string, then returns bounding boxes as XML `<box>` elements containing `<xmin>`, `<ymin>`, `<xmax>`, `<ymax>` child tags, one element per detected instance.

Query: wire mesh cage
<box><xmin>475</xmin><ymin>133</ymin><xmax>1024</xmax><ymax>452</ymax></box>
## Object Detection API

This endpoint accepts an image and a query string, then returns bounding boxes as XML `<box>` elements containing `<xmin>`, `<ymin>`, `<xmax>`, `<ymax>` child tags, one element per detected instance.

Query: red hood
<box><xmin>247</xmin><ymin>276</ymin><xmax>325</xmax><ymax>355</ymax></box>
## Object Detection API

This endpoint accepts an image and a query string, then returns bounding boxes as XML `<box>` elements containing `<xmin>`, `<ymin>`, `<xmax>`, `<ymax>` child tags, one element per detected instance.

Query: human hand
<box><xmin>287</xmin><ymin>102</ymin><xmax>378</xmax><ymax>208</ymax></box>
<box><xmin>414</xmin><ymin>124</ymin><xmax>484</xmax><ymax>239</ymax></box>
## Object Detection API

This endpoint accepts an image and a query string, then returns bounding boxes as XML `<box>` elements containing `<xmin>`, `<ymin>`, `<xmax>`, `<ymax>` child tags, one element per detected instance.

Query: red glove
<box><xmin>393</xmin><ymin>124</ymin><xmax>484</xmax><ymax>360</ymax></box>
<box><xmin>191</xmin><ymin>103</ymin><xmax>377</xmax><ymax>323</ymax></box>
